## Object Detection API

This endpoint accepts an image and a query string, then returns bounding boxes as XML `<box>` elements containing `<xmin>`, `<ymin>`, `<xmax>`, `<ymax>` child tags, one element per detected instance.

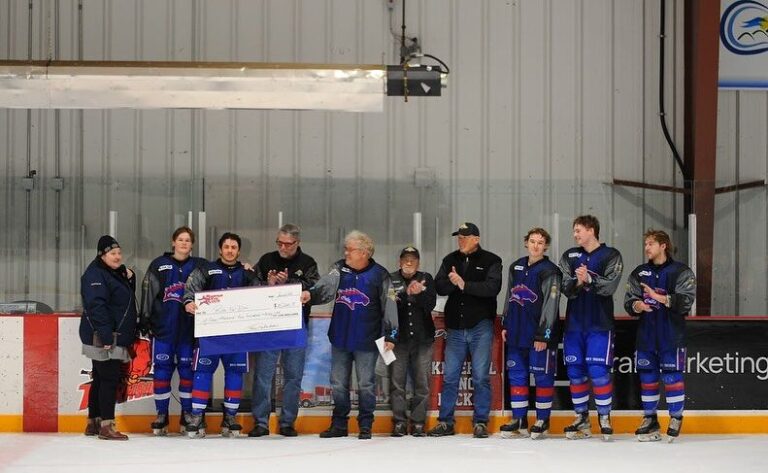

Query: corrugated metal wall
<box><xmin>715</xmin><ymin>90</ymin><xmax>768</xmax><ymax>315</ymax></box>
<box><xmin>5</xmin><ymin>0</ymin><xmax>748</xmax><ymax>314</ymax></box>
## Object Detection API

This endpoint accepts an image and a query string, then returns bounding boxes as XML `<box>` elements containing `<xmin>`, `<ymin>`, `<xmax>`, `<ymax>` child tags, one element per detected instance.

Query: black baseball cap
<box><xmin>399</xmin><ymin>246</ymin><xmax>420</xmax><ymax>259</ymax></box>
<box><xmin>451</xmin><ymin>222</ymin><xmax>480</xmax><ymax>237</ymax></box>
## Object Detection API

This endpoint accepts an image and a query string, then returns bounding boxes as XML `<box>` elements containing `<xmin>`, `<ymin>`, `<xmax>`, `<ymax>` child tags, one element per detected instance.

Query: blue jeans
<box><xmin>251</xmin><ymin>348</ymin><xmax>307</xmax><ymax>428</ymax></box>
<box><xmin>330</xmin><ymin>346</ymin><xmax>378</xmax><ymax>430</ymax></box>
<box><xmin>438</xmin><ymin>318</ymin><xmax>493</xmax><ymax>424</ymax></box>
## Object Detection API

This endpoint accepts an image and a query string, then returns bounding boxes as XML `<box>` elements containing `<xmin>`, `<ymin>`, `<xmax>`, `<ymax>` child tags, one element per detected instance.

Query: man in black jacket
<box><xmin>389</xmin><ymin>246</ymin><xmax>437</xmax><ymax>437</ymax></box>
<box><xmin>248</xmin><ymin>224</ymin><xmax>320</xmax><ymax>438</ymax></box>
<box><xmin>428</xmin><ymin>223</ymin><xmax>502</xmax><ymax>439</ymax></box>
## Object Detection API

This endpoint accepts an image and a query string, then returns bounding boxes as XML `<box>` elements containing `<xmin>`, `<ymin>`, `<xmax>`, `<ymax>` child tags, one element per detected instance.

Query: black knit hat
<box><xmin>97</xmin><ymin>235</ymin><xmax>120</xmax><ymax>256</ymax></box>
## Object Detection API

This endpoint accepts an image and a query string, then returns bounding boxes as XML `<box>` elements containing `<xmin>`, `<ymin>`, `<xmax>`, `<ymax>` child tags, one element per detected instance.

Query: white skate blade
<box><xmin>152</xmin><ymin>427</ymin><xmax>168</xmax><ymax>436</ymax></box>
<box><xmin>667</xmin><ymin>435</ymin><xmax>678</xmax><ymax>443</ymax></box>
<box><xmin>637</xmin><ymin>432</ymin><xmax>662</xmax><ymax>442</ymax></box>
<box><xmin>500</xmin><ymin>429</ymin><xmax>529</xmax><ymax>439</ymax></box>
<box><xmin>530</xmin><ymin>430</ymin><xmax>548</xmax><ymax>440</ymax></box>
<box><xmin>565</xmin><ymin>429</ymin><xmax>592</xmax><ymax>440</ymax></box>
<box><xmin>186</xmin><ymin>429</ymin><xmax>206</xmax><ymax>439</ymax></box>
<box><xmin>601</xmin><ymin>433</ymin><xmax>613</xmax><ymax>442</ymax></box>
<box><xmin>221</xmin><ymin>428</ymin><xmax>241</xmax><ymax>438</ymax></box>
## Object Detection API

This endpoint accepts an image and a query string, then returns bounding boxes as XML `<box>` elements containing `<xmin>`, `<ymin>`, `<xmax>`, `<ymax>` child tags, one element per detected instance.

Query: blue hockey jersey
<box><xmin>140</xmin><ymin>253</ymin><xmax>207</xmax><ymax>342</ymax></box>
<box><xmin>623</xmin><ymin>258</ymin><xmax>696</xmax><ymax>351</ymax></box>
<box><xmin>309</xmin><ymin>259</ymin><xmax>398</xmax><ymax>352</ymax></box>
<box><xmin>559</xmin><ymin>243</ymin><xmax>623</xmax><ymax>332</ymax></box>
<box><xmin>502</xmin><ymin>256</ymin><xmax>562</xmax><ymax>349</ymax></box>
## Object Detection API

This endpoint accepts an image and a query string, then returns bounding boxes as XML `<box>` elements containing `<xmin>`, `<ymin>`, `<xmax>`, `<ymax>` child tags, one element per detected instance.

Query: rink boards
<box><xmin>1</xmin><ymin>313</ymin><xmax>767</xmax><ymax>434</ymax></box>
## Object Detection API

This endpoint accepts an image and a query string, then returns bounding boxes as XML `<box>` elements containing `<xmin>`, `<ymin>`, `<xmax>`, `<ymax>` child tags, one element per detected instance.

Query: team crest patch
<box><xmin>162</xmin><ymin>282</ymin><xmax>186</xmax><ymax>303</ymax></box>
<box><xmin>643</xmin><ymin>287</ymin><xmax>667</xmax><ymax>308</ymax></box>
<box><xmin>335</xmin><ymin>288</ymin><xmax>371</xmax><ymax>310</ymax></box>
<box><xmin>509</xmin><ymin>284</ymin><xmax>538</xmax><ymax>306</ymax></box>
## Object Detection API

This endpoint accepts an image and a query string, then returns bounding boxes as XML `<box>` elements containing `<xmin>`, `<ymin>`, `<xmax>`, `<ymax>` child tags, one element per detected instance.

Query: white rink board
<box><xmin>0</xmin><ymin>318</ymin><xmax>23</xmax><ymax>414</ymax></box>
<box><xmin>58</xmin><ymin>317</ymin><xmax>155</xmax><ymax>415</ymax></box>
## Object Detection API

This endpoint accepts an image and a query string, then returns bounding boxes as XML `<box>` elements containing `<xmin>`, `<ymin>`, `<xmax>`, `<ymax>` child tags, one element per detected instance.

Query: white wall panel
<box><xmin>5</xmin><ymin>0</ymin><xmax>757</xmax><ymax>314</ymax></box>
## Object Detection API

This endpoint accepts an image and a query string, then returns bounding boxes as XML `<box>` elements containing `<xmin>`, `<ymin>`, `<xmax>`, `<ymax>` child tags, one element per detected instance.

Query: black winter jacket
<box><xmin>390</xmin><ymin>270</ymin><xmax>437</xmax><ymax>344</ymax></box>
<box><xmin>79</xmin><ymin>258</ymin><xmax>138</xmax><ymax>348</ymax></box>
<box><xmin>435</xmin><ymin>246</ymin><xmax>503</xmax><ymax>329</ymax></box>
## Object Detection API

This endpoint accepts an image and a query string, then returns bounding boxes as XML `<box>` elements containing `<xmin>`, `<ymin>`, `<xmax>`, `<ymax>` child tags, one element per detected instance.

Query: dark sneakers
<box><xmin>358</xmin><ymin>427</ymin><xmax>372</xmax><ymax>440</ymax></box>
<box><xmin>391</xmin><ymin>422</ymin><xmax>407</xmax><ymax>437</ymax></box>
<box><xmin>279</xmin><ymin>425</ymin><xmax>298</xmax><ymax>437</ymax></box>
<box><xmin>427</xmin><ymin>422</ymin><xmax>455</xmax><ymax>437</ymax></box>
<box><xmin>319</xmin><ymin>425</ymin><xmax>348</xmax><ymax>438</ymax></box>
<box><xmin>247</xmin><ymin>425</ymin><xmax>270</xmax><ymax>437</ymax></box>
<box><xmin>411</xmin><ymin>423</ymin><xmax>426</xmax><ymax>437</ymax></box>
<box><xmin>473</xmin><ymin>422</ymin><xmax>489</xmax><ymax>438</ymax></box>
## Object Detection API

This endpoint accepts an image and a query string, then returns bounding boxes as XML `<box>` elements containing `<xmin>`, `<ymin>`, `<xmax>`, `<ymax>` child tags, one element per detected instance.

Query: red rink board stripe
<box><xmin>23</xmin><ymin>315</ymin><xmax>59</xmax><ymax>432</ymax></box>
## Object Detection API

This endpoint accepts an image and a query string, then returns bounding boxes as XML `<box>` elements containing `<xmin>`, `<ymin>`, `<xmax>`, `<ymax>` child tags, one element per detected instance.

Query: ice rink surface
<box><xmin>1</xmin><ymin>433</ymin><xmax>766</xmax><ymax>473</ymax></box>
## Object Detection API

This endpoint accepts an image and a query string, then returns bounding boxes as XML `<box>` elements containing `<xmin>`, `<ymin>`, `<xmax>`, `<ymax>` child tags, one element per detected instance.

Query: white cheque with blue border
<box><xmin>194</xmin><ymin>284</ymin><xmax>302</xmax><ymax>338</ymax></box>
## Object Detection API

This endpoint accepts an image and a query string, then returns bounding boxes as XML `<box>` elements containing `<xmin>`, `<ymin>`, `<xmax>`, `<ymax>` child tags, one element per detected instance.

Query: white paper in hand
<box><xmin>375</xmin><ymin>336</ymin><xmax>396</xmax><ymax>366</ymax></box>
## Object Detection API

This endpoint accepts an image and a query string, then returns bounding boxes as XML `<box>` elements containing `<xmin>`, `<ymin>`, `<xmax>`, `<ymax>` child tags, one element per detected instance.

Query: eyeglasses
<box><xmin>276</xmin><ymin>240</ymin><xmax>298</xmax><ymax>248</ymax></box>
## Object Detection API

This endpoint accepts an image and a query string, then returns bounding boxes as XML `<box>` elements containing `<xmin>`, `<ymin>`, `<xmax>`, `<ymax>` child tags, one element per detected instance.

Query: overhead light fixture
<box><xmin>0</xmin><ymin>60</ymin><xmax>446</xmax><ymax>112</ymax></box>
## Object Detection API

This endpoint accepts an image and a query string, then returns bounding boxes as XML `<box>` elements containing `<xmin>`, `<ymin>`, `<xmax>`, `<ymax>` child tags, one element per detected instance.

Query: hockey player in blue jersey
<box><xmin>559</xmin><ymin>215</ymin><xmax>623</xmax><ymax>440</ymax></box>
<box><xmin>500</xmin><ymin>228</ymin><xmax>562</xmax><ymax>440</ymax></box>
<box><xmin>139</xmin><ymin>226</ymin><xmax>207</xmax><ymax>436</ymax></box>
<box><xmin>624</xmin><ymin>229</ymin><xmax>695</xmax><ymax>442</ymax></box>
<box><xmin>182</xmin><ymin>232</ymin><xmax>260</xmax><ymax>438</ymax></box>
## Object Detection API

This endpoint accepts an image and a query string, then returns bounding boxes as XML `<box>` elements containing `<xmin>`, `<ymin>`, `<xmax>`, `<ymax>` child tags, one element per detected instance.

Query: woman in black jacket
<box><xmin>79</xmin><ymin>235</ymin><xmax>138</xmax><ymax>440</ymax></box>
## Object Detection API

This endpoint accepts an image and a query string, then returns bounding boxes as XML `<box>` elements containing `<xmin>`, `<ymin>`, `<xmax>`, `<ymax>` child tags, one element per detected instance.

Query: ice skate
<box><xmin>529</xmin><ymin>419</ymin><xmax>550</xmax><ymax>440</ymax></box>
<box><xmin>499</xmin><ymin>417</ymin><xmax>529</xmax><ymax>438</ymax></box>
<box><xmin>635</xmin><ymin>415</ymin><xmax>661</xmax><ymax>442</ymax></box>
<box><xmin>599</xmin><ymin>414</ymin><xmax>613</xmax><ymax>441</ymax></box>
<box><xmin>564</xmin><ymin>412</ymin><xmax>592</xmax><ymax>439</ymax></box>
<box><xmin>151</xmin><ymin>414</ymin><xmax>169</xmax><ymax>436</ymax></box>
<box><xmin>220</xmin><ymin>413</ymin><xmax>242</xmax><ymax>438</ymax></box>
<box><xmin>666</xmin><ymin>416</ymin><xmax>683</xmax><ymax>443</ymax></box>
<box><xmin>184</xmin><ymin>412</ymin><xmax>206</xmax><ymax>439</ymax></box>
<box><xmin>179</xmin><ymin>411</ymin><xmax>189</xmax><ymax>434</ymax></box>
